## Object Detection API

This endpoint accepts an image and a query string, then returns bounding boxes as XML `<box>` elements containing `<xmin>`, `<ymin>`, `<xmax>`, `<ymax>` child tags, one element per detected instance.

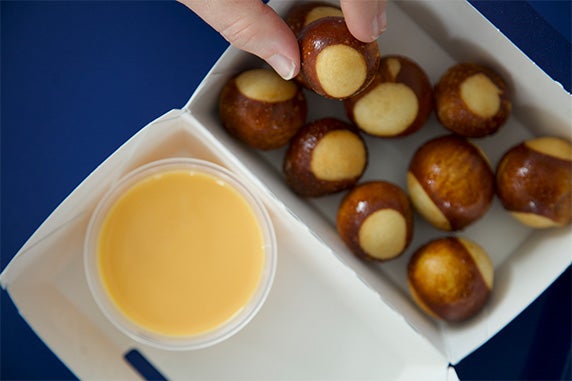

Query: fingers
<box><xmin>180</xmin><ymin>0</ymin><xmax>387</xmax><ymax>79</ymax></box>
<box><xmin>341</xmin><ymin>0</ymin><xmax>387</xmax><ymax>42</ymax></box>
<box><xmin>180</xmin><ymin>0</ymin><xmax>299</xmax><ymax>80</ymax></box>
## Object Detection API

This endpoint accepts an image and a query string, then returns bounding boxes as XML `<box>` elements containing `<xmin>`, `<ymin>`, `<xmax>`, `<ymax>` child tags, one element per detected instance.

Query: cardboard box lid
<box><xmin>1</xmin><ymin>110</ymin><xmax>456</xmax><ymax>379</ymax></box>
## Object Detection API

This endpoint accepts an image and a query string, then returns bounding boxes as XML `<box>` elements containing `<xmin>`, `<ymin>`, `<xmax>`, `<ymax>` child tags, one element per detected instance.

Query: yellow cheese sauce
<box><xmin>97</xmin><ymin>169</ymin><xmax>265</xmax><ymax>337</ymax></box>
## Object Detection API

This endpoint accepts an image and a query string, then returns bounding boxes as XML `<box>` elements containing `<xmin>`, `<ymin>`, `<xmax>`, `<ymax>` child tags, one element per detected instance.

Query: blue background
<box><xmin>1</xmin><ymin>1</ymin><xmax>570</xmax><ymax>379</ymax></box>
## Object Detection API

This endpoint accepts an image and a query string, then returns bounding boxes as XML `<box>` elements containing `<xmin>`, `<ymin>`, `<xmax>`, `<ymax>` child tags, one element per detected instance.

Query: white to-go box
<box><xmin>2</xmin><ymin>1</ymin><xmax>570</xmax><ymax>379</ymax></box>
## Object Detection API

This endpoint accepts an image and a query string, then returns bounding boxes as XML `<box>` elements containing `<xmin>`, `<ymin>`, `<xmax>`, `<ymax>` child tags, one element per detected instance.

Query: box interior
<box><xmin>186</xmin><ymin>0</ymin><xmax>572</xmax><ymax>364</ymax></box>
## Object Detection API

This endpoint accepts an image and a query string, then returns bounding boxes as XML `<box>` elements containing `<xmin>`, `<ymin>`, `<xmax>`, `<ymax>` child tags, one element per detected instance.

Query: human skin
<box><xmin>179</xmin><ymin>0</ymin><xmax>387</xmax><ymax>80</ymax></box>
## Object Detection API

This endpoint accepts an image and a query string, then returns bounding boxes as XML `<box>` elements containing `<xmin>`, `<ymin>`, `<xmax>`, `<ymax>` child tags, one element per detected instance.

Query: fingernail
<box><xmin>371</xmin><ymin>10</ymin><xmax>387</xmax><ymax>40</ymax></box>
<box><xmin>268</xmin><ymin>54</ymin><xmax>296</xmax><ymax>80</ymax></box>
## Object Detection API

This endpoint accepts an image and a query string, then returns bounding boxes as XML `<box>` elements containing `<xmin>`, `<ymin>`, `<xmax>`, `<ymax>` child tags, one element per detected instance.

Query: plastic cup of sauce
<box><xmin>84</xmin><ymin>158</ymin><xmax>277</xmax><ymax>350</ymax></box>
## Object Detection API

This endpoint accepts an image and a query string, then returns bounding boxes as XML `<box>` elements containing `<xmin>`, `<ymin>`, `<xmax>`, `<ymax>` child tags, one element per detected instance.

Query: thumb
<box><xmin>180</xmin><ymin>0</ymin><xmax>300</xmax><ymax>80</ymax></box>
<box><xmin>341</xmin><ymin>0</ymin><xmax>387</xmax><ymax>43</ymax></box>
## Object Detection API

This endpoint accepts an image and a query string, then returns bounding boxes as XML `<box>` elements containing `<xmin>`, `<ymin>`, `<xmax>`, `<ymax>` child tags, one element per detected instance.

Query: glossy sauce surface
<box><xmin>97</xmin><ymin>170</ymin><xmax>264</xmax><ymax>337</ymax></box>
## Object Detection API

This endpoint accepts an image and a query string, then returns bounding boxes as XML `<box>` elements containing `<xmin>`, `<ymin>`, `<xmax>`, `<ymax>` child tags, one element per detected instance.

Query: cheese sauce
<box><xmin>97</xmin><ymin>169</ymin><xmax>265</xmax><ymax>337</ymax></box>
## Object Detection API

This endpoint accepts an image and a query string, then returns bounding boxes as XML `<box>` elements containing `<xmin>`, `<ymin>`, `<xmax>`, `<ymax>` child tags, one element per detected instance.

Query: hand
<box><xmin>179</xmin><ymin>0</ymin><xmax>387</xmax><ymax>80</ymax></box>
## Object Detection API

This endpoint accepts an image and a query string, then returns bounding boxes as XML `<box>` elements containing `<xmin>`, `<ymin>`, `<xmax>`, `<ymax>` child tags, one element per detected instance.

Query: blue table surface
<box><xmin>1</xmin><ymin>1</ymin><xmax>570</xmax><ymax>380</ymax></box>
